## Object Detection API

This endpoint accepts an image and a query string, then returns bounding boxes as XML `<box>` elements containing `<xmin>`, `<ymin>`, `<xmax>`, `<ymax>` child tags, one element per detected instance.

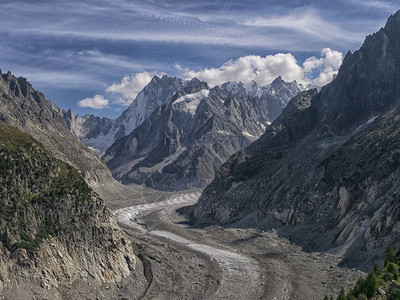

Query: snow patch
<box><xmin>216</xmin><ymin>130</ymin><xmax>232</xmax><ymax>135</ymax></box>
<box><xmin>354</xmin><ymin>115</ymin><xmax>379</xmax><ymax>133</ymax></box>
<box><xmin>174</xmin><ymin>89</ymin><xmax>209</xmax><ymax>115</ymax></box>
<box><xmin>82</xmin><ymin>131</ymin><xmax>117</xmax><ymax>156</ymax></box>
<box><xmin>242</xmin><ymin>131</ymin><xmax>256</xmax><ymax>138</ymax></box>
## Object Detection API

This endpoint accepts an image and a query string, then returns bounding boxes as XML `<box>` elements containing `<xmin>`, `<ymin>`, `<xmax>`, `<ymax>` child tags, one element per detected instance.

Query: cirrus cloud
<box><xmin>78</xmin><ymin>95</ymin><xmax>109</xmax><ymax>109</ymax></box>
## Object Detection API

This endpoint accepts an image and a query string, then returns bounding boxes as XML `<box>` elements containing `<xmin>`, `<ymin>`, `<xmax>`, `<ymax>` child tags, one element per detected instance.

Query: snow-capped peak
<box><xmin>173</xmin><ymin>89</ymin><xmax>210</xmax><ymax>116</ymax></box>
<box><xmin>220</xmin><ymin>80</ymin><xmax>265</xmax><ymax>98</ymax></box>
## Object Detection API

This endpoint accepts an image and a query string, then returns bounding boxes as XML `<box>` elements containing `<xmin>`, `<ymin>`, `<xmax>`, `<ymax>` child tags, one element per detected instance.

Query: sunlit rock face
<box><xmin>103</xmin><ymin>77</ymin><xmax>304</xmax><ymax>190</ymax></box>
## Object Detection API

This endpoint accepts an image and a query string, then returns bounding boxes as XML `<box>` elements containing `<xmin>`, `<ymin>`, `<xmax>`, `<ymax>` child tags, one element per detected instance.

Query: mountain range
<box><xmin>104</xmin><ymin>76</ymin><xmax>303</xmax><ymax>190</ymax></box>
<box><xmin>2</xmin><ymin>8</ymin><xmax>400</xmax><ymax>299</ymax></box>
<box><xmin>62</xmin><ymin>75</ymin><xmax>303</xmax><ymax>190</ymax></box>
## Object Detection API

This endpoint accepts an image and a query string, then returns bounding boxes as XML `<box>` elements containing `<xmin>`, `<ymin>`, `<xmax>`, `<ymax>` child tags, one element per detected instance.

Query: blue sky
<box><xmin>0</xmin><ymin>0</ymin><xmax>398</xmax><ymax>118</ymax></box>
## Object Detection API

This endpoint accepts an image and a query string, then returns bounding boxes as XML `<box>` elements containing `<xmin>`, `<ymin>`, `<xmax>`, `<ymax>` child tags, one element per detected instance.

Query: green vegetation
<box><xmin>325</xmin><ymin>245</ymin><xmax>400</xmax><ymax>299</ymax></box>
<box><xmin>0</xmin><ymin>122</ymin><xmax>96</xmax><ymax>252</ymax></box>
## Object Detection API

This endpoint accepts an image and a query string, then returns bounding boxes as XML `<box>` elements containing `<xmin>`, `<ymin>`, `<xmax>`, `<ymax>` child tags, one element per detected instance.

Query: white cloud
<box><xmin>78</xmin><ymin>95</ymin><xmax>109</xmax><ymax>109</ymax></box>
<box><xmin>177</xmin><ymin>53</ymin><xmax>303</xmax><ymax>87</ymax></box>
<box><xmin>106</xmin><ymin>71</ymin><xmax>163</xmax><ymax>106</ymax></box>
<box><xmin>77</xmin><ymin>50</ymin><xmax>151</xmax><ymax>70</ymax></box>
<box><xmin>113</xmin><ymin>97</ymin><xmax>133</xmax><ymax>107</ymax></box>
<box><xmin>82</xmin><ymin>48</ymin><xmax>343</xmax><ymax>110</ymax></box>
<box><xmin>177</xmin><ymin>48</ymin><xmax>343</xmax><ymax>88</ymax></box>
<box><xmin>304</xmin><ymin>48</ymin><xmax>344</xmax><ymax>86</ymax></box>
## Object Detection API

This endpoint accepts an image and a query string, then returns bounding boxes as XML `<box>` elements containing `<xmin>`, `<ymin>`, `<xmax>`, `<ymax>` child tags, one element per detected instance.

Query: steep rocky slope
<box><xmin>63</xmin><ymin>75</ymin><xmax>187</xmax><ymax>155</ymax></box>
<box><xmin>193</xmin><ymin>10</ymin><xmax>400</xmax><ymax>270</ymax></box>
<box><xmin>0</xmin><ymin>71</ymin><xmax>112</xmax><ymax>185</ymax></box>
<box><xmin>0</xmin><ymin>122</ymin><xmax>139</xmax><ymax>294</ymax></box>
<box><xmin>103</xmin><ymin>77</ymin><xmax>303</xmax><ymax>190</ymax></box>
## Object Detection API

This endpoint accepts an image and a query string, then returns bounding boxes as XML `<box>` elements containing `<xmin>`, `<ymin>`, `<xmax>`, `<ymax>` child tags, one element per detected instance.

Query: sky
<box><xmin>0</xmin><ymin>0</ymin><xmax>398</xmax><ymax>118</ymax></box>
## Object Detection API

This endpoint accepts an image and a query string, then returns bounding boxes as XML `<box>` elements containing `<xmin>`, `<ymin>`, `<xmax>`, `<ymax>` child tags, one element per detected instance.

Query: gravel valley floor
<box><xmin>112</xmin><ymin>190</ymin><xmax>363</xmax><ymax>300</ymax></box>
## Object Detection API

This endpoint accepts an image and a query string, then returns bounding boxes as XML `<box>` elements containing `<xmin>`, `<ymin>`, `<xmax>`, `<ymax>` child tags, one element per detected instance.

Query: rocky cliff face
<box><xmin>103</xmin><ymin>78</ymin><xmax>304</xmax><ymax>190</ymax></box>
<box><xmin>0</xmin><ymin>122</ymin><xmax>138</xmax><ymax>293</ymax></box>
<box><xmin>0</xmin><ymin>71</ymin><xmax>112</xmax><ymax>185</ymax></box>
<box><xmin>192</xmin><ymin>10</ymin><xmax>400</xmax><ymax>270</ymax></box>
<box><xmin>63</xmin><ymin>75</ymin><xmax>187</xmax><ymax>155</ymax></box>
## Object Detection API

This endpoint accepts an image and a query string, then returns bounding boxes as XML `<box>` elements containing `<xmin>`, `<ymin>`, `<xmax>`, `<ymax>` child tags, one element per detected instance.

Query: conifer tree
<box><xmin>365</xmin><ymin>271</ymin><xmax>379</xmax><ymax>298</ymax></box>
<box><xmin>385</xmin><ymin>245</ymin><xmax>395</xmax><ymax>266</ymax></box>
<box><xmin>373</xmin><ymin>263</ymin><xmax>381</xmax><ymax>275</ymax></box>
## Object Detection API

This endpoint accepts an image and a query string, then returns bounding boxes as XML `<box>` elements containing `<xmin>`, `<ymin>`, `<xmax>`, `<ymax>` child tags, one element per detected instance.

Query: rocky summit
<box><xmin>193</xmin><ymin>10</ymin><xmax>400</xmax><ymax>270</ymax></box>
<box><xmin>0</xmin><ymin>71</ymin><xmax>112</xmax><ymax>185</ymax></box>
<box><xmin>62</xmin><ymin>75</ymin><xmax>187</xmax><ymax>155</ymax></box>
<box><xmin>103</xmin><ymin>77</ymin><xmax>304</xmax><ymax>190</ymax></box>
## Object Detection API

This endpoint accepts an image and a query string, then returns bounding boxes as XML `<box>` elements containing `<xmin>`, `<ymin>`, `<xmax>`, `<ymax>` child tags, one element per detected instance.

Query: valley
<box><xmin>1</xmin><ymin>4</ymin><xmax>400</xmax><ymax>299</ymax></box>
<box><xmin>112</xmin><ymin>189</ymin><xmax>362</xmax><ymax>299</ymax></box>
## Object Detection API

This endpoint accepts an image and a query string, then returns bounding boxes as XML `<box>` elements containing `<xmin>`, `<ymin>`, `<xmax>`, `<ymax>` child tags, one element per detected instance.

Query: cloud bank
<box><xmin>78</xmin><ymin>95</ymin><xmax>109</xmax><ymax>109</ymax></box>
<box><xmin>177</xmin><ymin>48</ymin><xmax>343</xmax><ymax>87</ymax></box>
<box><xmin>83</xmin><ymin>48</ymin><xmax>343</xmax><ymax>110</ymax></box>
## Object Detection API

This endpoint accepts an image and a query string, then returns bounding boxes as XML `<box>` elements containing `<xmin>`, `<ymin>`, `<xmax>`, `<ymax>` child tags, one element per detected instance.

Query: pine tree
<box><xmin>373</xmin><ymin>262</ymin><xmax>381</xmax><ymax>275</ymax></box>
<box><xmin>387</xmin><ymin>262</ymin><xmax>399</xmax><ymax>280</ymax></box>
<box><xmin>385</xmin><ymin>245</ymin><xmax>395</xmax><ymax>266</ymax></box>
<box><xmin>365</xmin><ymin>271</ymin><xmax>379</xmax><ymax>298</ymax></box>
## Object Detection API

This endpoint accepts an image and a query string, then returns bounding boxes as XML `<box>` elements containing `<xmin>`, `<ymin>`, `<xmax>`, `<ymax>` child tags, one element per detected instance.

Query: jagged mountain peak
<box><xmin>0</xmin><ymin>71</ymin><xmax>42</xmax><ymax>101</ymax></box>
<box><xmin>186</xmin><ymin>77</ymin><xmax>202</xmax><ymax>85</ymax></box>
<box><xmin>172</xmin><ymin>78</ymin><xmax>209</xmax><ymax>103</ymax></box>
<box><xmin>0</xmin><ymin>68</ymin><xmax>114</xmax><ymax>185</ymax></box>
<box><xmin>270</xmin><ymin>75</ymin><xmax>284</xmax><ymax>85</ymax></box>
<box><xmin>316</xmin><ymin>9</ymin><xmax>400</xmax><ymax>136</ymax></box>
<box><xmin>64</xmin><ymin>72</ymin><xmax>303</xmax><ymax>156</ymax></box>
<box><xmin>103</xmin><ymin>72</ymin><xmax>304</xmax><ymax>190</ymax></box>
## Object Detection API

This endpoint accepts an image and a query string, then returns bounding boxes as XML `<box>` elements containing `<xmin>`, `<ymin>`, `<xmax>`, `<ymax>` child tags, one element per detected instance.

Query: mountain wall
<box><xmin>104</xmin><ymin>78</ymin><xmax>304</xmax><ymax>190</ymax></box>
<box><xmin>192</xmin><ymin>10</ymin><xmax>400</xmax><ymax>270</ymax></box>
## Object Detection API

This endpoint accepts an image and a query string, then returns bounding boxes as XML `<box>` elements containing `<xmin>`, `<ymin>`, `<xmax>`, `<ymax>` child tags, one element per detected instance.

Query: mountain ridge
<box><xmin>0</xmin><ymin>70</ymin><xmax>112</xmax><ymax>185</ymax></box>
<box><xmin>191</xmin><ymin>10</ymin><xmax>400</xmax><ymax>270</ymax></box>
<box><xmin>63</xmin><ymin>75</ymin><xmax>188</xmax><ymax>155</ymax></box>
